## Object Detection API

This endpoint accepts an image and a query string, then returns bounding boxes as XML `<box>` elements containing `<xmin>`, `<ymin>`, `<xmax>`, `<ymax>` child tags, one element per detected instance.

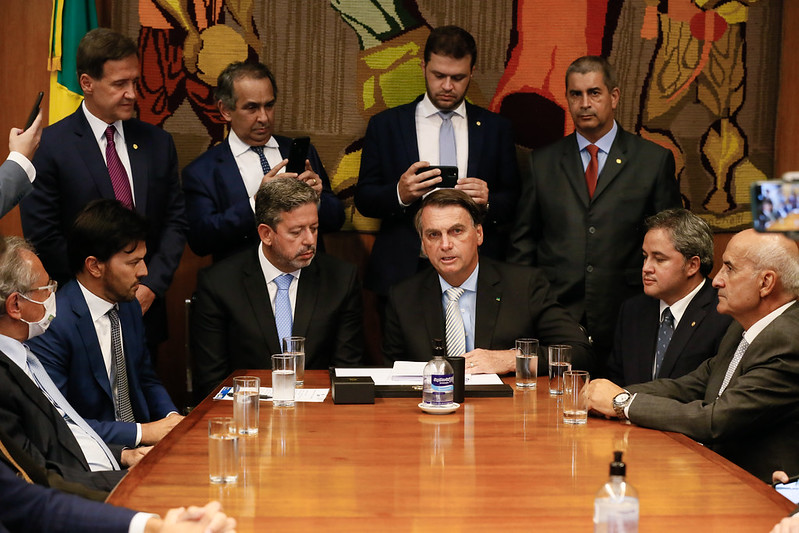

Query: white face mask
<box><xmin>20</xmin><ymin>291</ymin><xmax>57</xmax><ymax>339</ymax></box>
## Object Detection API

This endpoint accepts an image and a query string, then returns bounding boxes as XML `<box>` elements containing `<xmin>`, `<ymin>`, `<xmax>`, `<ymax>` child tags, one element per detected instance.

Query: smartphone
<box><xmin>773</xmin><ymin>475</ymin><xmax>799</xmax><ymax>503</ymax></box>
<box><xmin>415</xmin><ymin>165</ymin><xmax>459</xmax><ymax>188</ymax></box>
<box><xmin>286</xmin><ymin>136</ymin><xmax>311</xmax><ymax>174</ymax></box>
<box><xmin>24</xmin><ymin>91</ymin><xmax>44</xmax><ymax>130</ymax></box>
<box><xmin>751</xmin><ymin>174</ymin><xmax>799</xmax><ymax>232</ymax></box>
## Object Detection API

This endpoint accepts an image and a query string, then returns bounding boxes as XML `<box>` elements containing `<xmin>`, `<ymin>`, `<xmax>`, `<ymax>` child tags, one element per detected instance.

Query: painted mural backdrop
<box><xmin>115</xmin><ymin>0</ymin><xmax>780</xmax><ymax>232</ymax></box>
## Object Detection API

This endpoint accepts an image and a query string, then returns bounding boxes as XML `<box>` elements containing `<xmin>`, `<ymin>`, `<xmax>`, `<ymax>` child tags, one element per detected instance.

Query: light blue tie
<box><xmin>24</xmin><ymin>347</ymin><xmax>120</xmax><ymax>469</ymax></box>
<box><xmin>274</xmin><ymin>274</ymin><xmax>294</xmax><ymax>347</ymax></box>
<box><xmin>438</xmin><ymin>111</ymin><xmax>457</xmax><ymax>166</ymax></box>
<box><xmin>251</xmin><ymin>145</ymin><xmax>271</xmax><ymax>174</ymax></box>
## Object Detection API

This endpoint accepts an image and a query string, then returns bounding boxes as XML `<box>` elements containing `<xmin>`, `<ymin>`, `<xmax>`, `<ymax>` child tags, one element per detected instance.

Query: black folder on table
<box><xmin>329</xmin><ymin>368</ymin><xmax>513</xmax><ymax>398</ymax></box>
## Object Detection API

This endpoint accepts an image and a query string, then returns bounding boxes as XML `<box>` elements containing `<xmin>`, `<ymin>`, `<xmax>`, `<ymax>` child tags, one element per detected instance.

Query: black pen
<box><xmin>772</xmin><ymin>474</ymin><xmax>799</xmax><ymax>487</ymax></box>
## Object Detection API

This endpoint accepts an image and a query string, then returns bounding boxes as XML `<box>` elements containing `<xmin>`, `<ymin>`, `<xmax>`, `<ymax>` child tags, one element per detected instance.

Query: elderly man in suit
<box><xmin>192</xmin><ymin>177</ymin><xmax>363</xmax><ymax>400</ymax></box>
<box><xmin>28</xmin><ymin>200</ymin><xmax>182</xmax><ymax>449</ymax></box>
<box><xmin>586</xmin><ymin>229</ymin><xmax>799</xmax><ymax>482</ymax></box>
<box><xmin>182</xmin><ymin>60</ymin><xmax>344</xmax><ymax>261</ymax></box>
<box><xmin>355</xmin><ymin>25</ymin><xmax>520</xmax><ymax>309</ymax></box>
<box><xmin>605</xmin><ymin>208</ymin><xmax>732</xmax><ymax>386</ymax></box>
<box><xmin>509</xmin><ymin>55</ymin><xmax>681</xmax><ymax>365</ymax></box>
<box><xmin>383</xmin><ymin>188</ymin><xmax>594</xmax><ymax>375</ymax></box>
<box><xmin>20</xmin><ymin>28</ymin><xmax>187</xmax><ymax>349</ymax></box>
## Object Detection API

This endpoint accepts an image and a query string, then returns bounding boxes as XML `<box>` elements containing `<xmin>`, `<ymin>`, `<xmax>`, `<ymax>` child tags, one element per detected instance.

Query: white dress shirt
<box><xmin>228</xmin><ymin>130</ymin><xmax>286</xmax><ymax>211</ymax></box>
<box><xmin>257</xmin><ymin>244</ymin><xmax>302</xmax><ymax>319</ymax></box>
<box><xmin>81</xmin><ymin>102</ymin><xmax>136</xmax><ymax>204</ymax></box>
<box><xmin>658</xmin><ymin>278</ymin><xmax>706</xmax><ymax>330</ymax></box>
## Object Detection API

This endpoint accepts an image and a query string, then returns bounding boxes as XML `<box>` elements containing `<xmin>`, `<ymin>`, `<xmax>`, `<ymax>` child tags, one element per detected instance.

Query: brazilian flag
<box><xmin>49</xmin><ymin>0</ymin><xmax>97</xmax><ymax>124</ymax></box>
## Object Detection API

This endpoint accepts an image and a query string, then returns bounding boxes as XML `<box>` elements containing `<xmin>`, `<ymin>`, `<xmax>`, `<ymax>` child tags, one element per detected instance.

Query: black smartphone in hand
<box><xmin>24</xmin><ymin>91</ymin><xmax>44</xmax><ymax>130</ymax></box>
<box><xmin>416</xmin><ymin>165</ymin><xmax>458</xmax><ymax>188</ymax></box>
<box><xmin>286</xmin><ymin>136</ymin><xmax>311</xmax><ymax>174</ymax></box>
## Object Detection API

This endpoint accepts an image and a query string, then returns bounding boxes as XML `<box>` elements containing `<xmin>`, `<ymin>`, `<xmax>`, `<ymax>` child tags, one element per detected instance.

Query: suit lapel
<box><xmin>71</xmin><ymin>111</ymin><xmax>116</xmax><ymax>200</ymax></box>
<box><xmin>242</xmin><ymin>249</ymin><xmax>281</xmax><ymax>356</ymax></box>
<box><xmin>559</xmin><ymin>134</ymin><xmax>590</xmax><ymax>208</ymax></box>
<box><xmin>69</xmin><ymin>283</ymin><xmax>114</xmax><ymax>403</ymax></box>
<box><xmin>123</xmin><ymin>121</ymin><xmax>149</xmax><ymax>214</ymax></box>
<box><xmin>592</xmin><ymin>126</ymin><xmax>627</xmax><ymax>201</ymax></box>
<box><xmin>474</xmin><ymin>260</ymin><xmax>502</xmax><ymax>348</ymax></box>
<box><xmin>466</xmin><ymin>103</ymin><xmax>483</xmax><ymax>177</ymax></box>
<box><xmin>216</xmin><ymin>138</ymin><xmax>250</xmax><ymax>205</ymax></box>
<box><xmin>659</xmin><ymin>281</ymin><xmax>711</xmax><ymax>377</ymax></box>
<box><xmin>399</xmin><ymin>99</ymin><xmax>421</xmax><ymax>165</ymax></box>
<box><xmin>633</xmin><ymin>300</ymin><xmax>660</xmax><ymax>382</ymax></box>
<box><xmin>292</xmin><ymin>260</ymin><xmax>319</xmax><ymax>340</ymax></box>
<box><xmin>421</xmin><ymin>271</ymin><xmax>446</xmax><ymax>344</ymax></box>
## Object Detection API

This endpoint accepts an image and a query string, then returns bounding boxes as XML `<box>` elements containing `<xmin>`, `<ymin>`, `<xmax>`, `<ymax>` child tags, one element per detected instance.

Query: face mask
<box><xmin>20</xmin><ymin>291</ymin><xmax>57</xmax><ymax>339</ymax></box>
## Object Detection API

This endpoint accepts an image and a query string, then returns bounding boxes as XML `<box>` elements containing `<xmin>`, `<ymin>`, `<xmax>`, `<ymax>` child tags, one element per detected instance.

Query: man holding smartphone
<box><xmin>355</xmin><ymin>25</ymin><xmax>520</xmax><ymax>309</ymax></box>
<box><xmin>0</xmin><ymin>110</ymin><xmax>42</xmax><ymax>218</ymax></box>
<box><xmin>182</xmin><ymin>61</ymin><xmax>344</xmax><ymax>261</ymax></box>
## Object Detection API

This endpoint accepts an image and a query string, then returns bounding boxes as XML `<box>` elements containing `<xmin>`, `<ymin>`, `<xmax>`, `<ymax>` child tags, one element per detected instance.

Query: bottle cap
<box><xmin>432</xmin><ymin>338</ymin><xmax>445</xmax><ymax>358</ymax></box>
<box><xmin>610</xmin><ymin>450</ymin><xmax>626</xmax><ymax>476</ymax></box>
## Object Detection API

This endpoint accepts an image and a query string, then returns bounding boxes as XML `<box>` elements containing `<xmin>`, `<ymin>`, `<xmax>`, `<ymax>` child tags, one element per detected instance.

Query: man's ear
<box><xmin>84</xmin><ymin>256</ymin><xmax>104</xmax><ymax>279</ymax></box>
<box><xmin>5</xmin><ymin>293</ymin><xmax>22</xmax><ymax>320</ymax></box>
<box><xmin>257</xmin><ymin>224</ymin><xmax>275</xmax><ymax>246</ymax></box>
<box><xmin>759</xmin><ymin>269</ymin><xmax>777</xmax><ymax>297</ymax></box>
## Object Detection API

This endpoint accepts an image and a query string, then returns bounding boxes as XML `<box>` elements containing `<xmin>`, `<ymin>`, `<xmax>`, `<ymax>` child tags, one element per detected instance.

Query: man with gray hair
<box><xmin>192</xmin><ymin>177</ymin><xmax>362</xmax><ymax>399</ymax></box>
<box><xmin>586</xmin><ymin>229</ymin><xmax>799</xmax><ymax>482</ymax></box>
<box><xmin>605</xmin><ymin>208</ymin><xmax>732</xmax><ymax>386</ymax></box>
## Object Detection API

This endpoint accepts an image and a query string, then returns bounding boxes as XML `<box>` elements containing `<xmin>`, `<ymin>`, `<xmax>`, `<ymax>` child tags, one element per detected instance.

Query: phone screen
<box><xmin>25</xmin><ymin>91</ymin><xmax>44</xmax><ymax>130</ymax></box>
<box><xmin>775</xmin><ymin>480</ymin><xmax>799</xmax><ymax>503</ymax></box>
<box><xmin>751</xmin><ymin>181</ymin><xmax>799</xmax><ymax>232</ymax></box>
<box><xmin>286</xmin><ymin>137</ymin><xmax>310</xmax><ymax>174</ymax></box>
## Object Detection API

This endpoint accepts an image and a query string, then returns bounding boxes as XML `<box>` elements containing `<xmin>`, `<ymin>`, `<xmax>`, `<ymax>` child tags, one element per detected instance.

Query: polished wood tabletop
<box><xmin>108</xmin><ymin>370</ymin><xmax>793</xmax><ymax>531</ymax></box>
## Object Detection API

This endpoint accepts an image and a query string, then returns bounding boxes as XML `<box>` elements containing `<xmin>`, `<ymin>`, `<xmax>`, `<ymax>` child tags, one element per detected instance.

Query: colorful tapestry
<box><xmin>114</xmin><ymin>0</ymin><xmax>781</xmax><ymax>231</ymax></box>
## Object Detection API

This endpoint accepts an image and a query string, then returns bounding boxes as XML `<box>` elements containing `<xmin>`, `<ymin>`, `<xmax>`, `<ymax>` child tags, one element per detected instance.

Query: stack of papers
<box><xmin>335</xmin><ymin>363</ymin><xmax>503</xmax><ymax>386</ymax></box>
<box><xmin>213</xmin><ymin>386</ymin><xmax>328</xmax><ymax>402</ymax></box>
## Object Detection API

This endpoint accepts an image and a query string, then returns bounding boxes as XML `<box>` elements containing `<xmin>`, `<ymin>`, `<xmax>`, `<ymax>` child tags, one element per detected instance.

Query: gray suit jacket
<box><xmin>627</xmin><ymin>302</ymin><xmax>799</xmax><ymax>482</ymax></box>
<box><xmin>0</xmin><ymin>159</ymin><xmax>32</xmax><ymax>217</ymax></box>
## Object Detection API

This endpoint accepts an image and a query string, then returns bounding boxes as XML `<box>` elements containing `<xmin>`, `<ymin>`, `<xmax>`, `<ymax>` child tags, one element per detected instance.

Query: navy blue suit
<box><xmin>28</xmin><ymin>280</ymin><xmax>177</xmax><ymax>448</ymax></box>
<box><xmin>182</xmin><ymin>135</ymin><xmax>344</xmax><ymax>260</ymax></box>
<box><xmin>355</xmin><ymin>97</ymin><xmax>520</xmax><ymax>295</ymax></box>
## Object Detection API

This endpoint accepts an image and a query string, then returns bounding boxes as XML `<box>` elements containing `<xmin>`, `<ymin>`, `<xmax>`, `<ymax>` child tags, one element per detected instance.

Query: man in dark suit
<box><xmin>28</xmin><ymin>200</ymin><xmax>181</xmax><ymax>449</ymax></box>
<box><xmin>0</xmin><ymin>236</ymin><xmax>146</xmax><ymax>493</ymax></box>
<box><xmin>0</xmin><ymin>111</ymin><xmax>42</xmax><ymax>217</ymax></box>
<box><xmin>19</xmin><ymin>28</ymin><xmax>187</xmax><ymax>347</ymax></box>
<box><xmin>182</xmin><ymin>61</ymin><xmax>344</xmax><ymax>261</ymax></box>
<box><xmin>192</xmin><ymin>177</ymin><xmax>363</xmax><ymax>399</ymax></box>
<box><xmin>509</xmin><ymin>56</ymin><xmax>681</xmax><ymax>365</ymax></box>
<box><xmin>384</xmin><ymin>189</ymin><xmax>594</xmax><ymax>375</ymax></box>
<box><xmin>606</xmin><ymin>209</ymin><xmax>732</xmax><ymax>386</ymax></box>
<box><xmin>355</xmin><ymin>25</ymin><xmax>520</xmax><ymax>303</ymax></box>
<box><xmin>586</xmin><ymin>229</ymin><xmax>799</xmax><ymax>482</ymax></box>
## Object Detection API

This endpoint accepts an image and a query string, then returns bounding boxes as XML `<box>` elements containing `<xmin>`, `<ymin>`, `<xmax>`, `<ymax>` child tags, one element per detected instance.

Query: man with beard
<box><xmin>355</xmin><ymin>25</ymin><xmax>520</xmax><ymax>315</ymax></box>
<box><xmin>192</xmin><ymin>177</ymin><xmax>363</xmax><ymax>400</ymax></box>
<box><xmin>28</xmin><ymin>200</ymin><xmax>182</xmax><ymax>449</ymax></box>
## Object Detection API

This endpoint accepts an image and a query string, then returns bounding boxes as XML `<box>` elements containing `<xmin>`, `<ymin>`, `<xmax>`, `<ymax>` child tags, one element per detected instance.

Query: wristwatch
<box><xmin>612</xmin><ymin>391</ymin><xmax>632</xmax><ymax>420</ymax></box>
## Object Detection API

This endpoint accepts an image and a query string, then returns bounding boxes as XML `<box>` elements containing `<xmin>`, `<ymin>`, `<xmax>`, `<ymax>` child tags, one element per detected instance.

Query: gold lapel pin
<box><xmin>615</xmin><ymin>158</ymin><xmax>622</xmax><ymax>164</ymax></box>
<box><xmin>476</xmin><ymin>121</ymin><xmax>482</xmax><ymax>126</ymax></box>
<box><xmin>133</xmin><ymin>144</ymin><xmax>139</xmax><ymax>150</ymax></box>
<box><xmin>691</xmin><ymin>321</ymin><xmax>696</xmax><ymax>327</ymax></box>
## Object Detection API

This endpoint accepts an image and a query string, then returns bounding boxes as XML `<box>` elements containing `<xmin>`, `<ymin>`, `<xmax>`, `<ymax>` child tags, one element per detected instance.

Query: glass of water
<box><xmin>515</xmin><ymin>338</ymin><xmax>539</xmax><ymax>388</ymax></box>
<box><xmin>282</xmin><ymin>336</ymin><xmax>306</xmax><ymax>387</ymax></box>
<box><xmin>548</xmin><ymin>345</ymin><xmax>572</xmax><ymax>395</ymax></box>
<box><xmin>233</xmin><ymin>376</ymin><xmax>260</xmax><ymax>435</ymax></box>
<box><xmin>271</xmin><ymin>354</ymin><xmax>296</xmax><ymax>407</ymax></box>
<box><xmin>208</xmin><ymin>417</ymin><xmax>238</xmax><ymax>484</ymax></box>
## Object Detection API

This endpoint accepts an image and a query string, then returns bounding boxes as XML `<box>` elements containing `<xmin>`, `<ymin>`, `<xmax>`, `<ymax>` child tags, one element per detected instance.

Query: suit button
<box><xmin>588</xmin><ymin>226</ymin><xmax>596</xmax><ymax>234</ymax></box>
<box><xmin>586</xmin><ymin>265</ymin><xmax>594</xmax><ymax>273</ymax></box>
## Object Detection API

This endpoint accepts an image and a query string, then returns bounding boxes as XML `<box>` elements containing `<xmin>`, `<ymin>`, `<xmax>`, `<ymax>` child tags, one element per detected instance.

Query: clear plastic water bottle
<box><xmin>594</xmin><ymin>451</ymin><xmax>639</xmax><ymax>533</ymax></box>
<box><xmin>422</xmin><ymin>339</ymin><xmax>454</xmax><ymax>405</ymax></box>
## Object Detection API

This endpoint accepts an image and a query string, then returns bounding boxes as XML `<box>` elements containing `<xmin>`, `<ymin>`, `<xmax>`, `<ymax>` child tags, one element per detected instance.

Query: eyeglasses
<box><xmin>26</xmin><ymin>281</ymin><xmax>58</xmax><ymax>295</ymax></box>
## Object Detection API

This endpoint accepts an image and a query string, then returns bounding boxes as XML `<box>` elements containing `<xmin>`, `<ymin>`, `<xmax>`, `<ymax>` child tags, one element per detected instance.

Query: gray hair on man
<box><xmin>744</xmin><ymin>232</ymin><xmax>799</xmax><ymax>297</ymax></box>
<box><xmin>645</xmin><ymin>208</ymin><xmax>714</xmax><ymax>277</ymax></box>
<box><xmin>255</xmin><ymin>177</ymin><xmax>320</xmax><ymax>229</ymax></box>
<box><xmin>0</xmin><ymin>237</ymin><xmax>38</xmax><ymax>316</ymax></box>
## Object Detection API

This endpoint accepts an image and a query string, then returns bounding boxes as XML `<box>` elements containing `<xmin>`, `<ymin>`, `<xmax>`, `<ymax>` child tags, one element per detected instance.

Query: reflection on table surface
<box><xmin>107</xmin><ymin>370</ymin><xmax>793</xmax><ymax>531</ymax></box>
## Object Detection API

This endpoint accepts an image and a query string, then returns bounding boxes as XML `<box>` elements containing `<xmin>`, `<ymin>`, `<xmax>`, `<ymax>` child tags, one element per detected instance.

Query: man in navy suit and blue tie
<box><xmin>355</xmin><ymin>25</ymin><xmax>520</xmax><ymax>309</ymax></box>
<box><xmin>182</xmin><ymin>61</ymin><xmax>344</xmax><ymax>261</ymax></box>
<box><xmin>28</xmin><ymin>200</ymin><xmax>182</xmax><ymax>449</ymax></box>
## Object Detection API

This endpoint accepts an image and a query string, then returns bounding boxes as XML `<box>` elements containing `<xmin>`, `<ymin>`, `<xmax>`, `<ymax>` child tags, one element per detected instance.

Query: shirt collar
<box><xmin>659</xmin><ymin>278</ymin><xmax>706</xmax><ymax>327</ymax></box>
<box><xmin>256</xmin><ymin>244</ymin><xmax>301</xmax><ymax>284</ymax></box>
<box><xmin>81</xmin><ymin>101</ymin><xmax>125</xmax><ymax>144</ymax></box>
<box><xmin>77</xmin><ymin>280</ymin><xmax>116</xmax><ymax>323</ymax></box>
<box><xmin>0</xmin><ymin>333</ymin><xmax>28</xmax><ymax>373</ymax></box>
<box><xmin>438</xmin><ymin>263</ymin><xmax>479</xmax><ymax>294</ymax></box>
<box><xmin>576</xmin><ymin>120</ymin><xmax>618</xmax><ymax>154</ymax></box>
<box><xmin>419</xmin><ymin>92</ymin><xmax>467</xmax><ymax>120</ymax></box>
<box><xmin>227</xmin><ymin>129</ymin><xmax>280</xmax><ymax>158</ymax></box>
<box><xmin>743</xmin><ymin>300</ymin><xmax>796</xmax><ymax>344</ymax></box>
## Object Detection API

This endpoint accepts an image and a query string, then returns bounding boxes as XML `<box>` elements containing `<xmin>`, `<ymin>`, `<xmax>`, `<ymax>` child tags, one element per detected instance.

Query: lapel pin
<box><xmin>691</xmin><ymin>321</ymin><xmax>696</xmax><ymax>327</ymax></box>
<box><xmin>615</xmin><ymin>158</ymin><xmax>622</xmax><ymax>164</ymax></box>
<box><xmin>476</xmin><ymin>121</ymin><xmax>482</xmax><ymax>126</ymax></box>
<box><xmin>133</xmin><ymin>144</ymin><xmax>139</xmax><ymax>150</ymax></box>
<box><xmin>495</xmin><ymin>297</ymin><xmax>500</xmax><ymax>302</ymax></box>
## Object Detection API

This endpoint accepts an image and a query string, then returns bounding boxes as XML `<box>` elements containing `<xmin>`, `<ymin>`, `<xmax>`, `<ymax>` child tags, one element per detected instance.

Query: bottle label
<box><xmin>431</xmin><ymin>374</ymin><xmax>454</xmax><ymax>392</ymax></box>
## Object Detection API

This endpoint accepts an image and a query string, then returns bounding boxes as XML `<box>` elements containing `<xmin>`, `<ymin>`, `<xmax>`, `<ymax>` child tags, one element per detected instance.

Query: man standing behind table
<box><xmin>606</xmin><ymin>209</ymin><xmax>732</xmax><ymax>386</ymax></box>
<box><xmin>20</xmin><ymin>27</ymin><xmax>187</xmax><ymax>348</ymax></box>
<box><xmin>585</xmin><ymin>229</ymin><xmax>799</xmax><ymax>482</ymax></box>
<box><xmin>28</xmin><ymin>200</ymin><xmax>182</xmax><ymax>449</ymax></box>
<box><xmin>192</xmin><ymin>177</ymin><xmax>363</xmax><ymax>399</ymax></box>
<box><xmin>383</xmin><ymin>189</ymin><xmax>594</xmax><ymax>375</ymax></box>
<box><xmin>355</xmin><ymin>25</ymin><xmax>520</xmax><ymax>306</ymax></box>
<box><xmin>182</xmin><ymin>60</ymin><xmax>344</xmax><ymax>261</ymax></box>
<box><xmin>508</xmin><ymin>55</ymin><xmax>681</xmax><ymax>365</ymax></box>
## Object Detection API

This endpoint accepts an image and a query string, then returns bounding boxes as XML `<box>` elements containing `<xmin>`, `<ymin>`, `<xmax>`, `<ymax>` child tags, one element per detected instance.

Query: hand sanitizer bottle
<box><xmin>594</xmin><ymin>451</ymin><xmax>639</xmax><ymax>532</ymax></box>
<box><xmin>422</xmin><ymin>339</ymin><xmax>454</xmax><ymax>406</ymax></box>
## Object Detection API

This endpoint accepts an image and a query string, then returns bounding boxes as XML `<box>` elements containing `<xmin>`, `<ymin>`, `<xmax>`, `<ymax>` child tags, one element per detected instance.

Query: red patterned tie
<box><xmin>105</xmin><ymin>125</ymin><xmax>134</xmax><ymax>209</ymax></box>
<box><xmin>585</xmin><ymin>144</ymin><xmax>599</xmax><ymax>198</ymax></box>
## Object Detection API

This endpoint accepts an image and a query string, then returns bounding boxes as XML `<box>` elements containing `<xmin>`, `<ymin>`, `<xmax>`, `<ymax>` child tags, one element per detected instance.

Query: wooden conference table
<box><xmin>108</xmin><ymin>370</ymin><xmax>793</xmax><ymax>531</ymax></box>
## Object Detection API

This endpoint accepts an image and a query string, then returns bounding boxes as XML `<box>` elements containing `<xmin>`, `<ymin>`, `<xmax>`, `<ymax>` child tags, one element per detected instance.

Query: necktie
<box><xmin>107</xmin><ymin>308</ymin><xmax>135</xmax><ymax>423</ymax></box>
<box><xmin>653</xmin><ymin>308</ymin><xmax>674</xmax><ymax>378</ymax></box>
<box><xmin>251</xmin><ymin>145</ymin><xmax>271</xmax><ymax>174</ymax></box>
<box><xmin>445</xmin><ymin>287</ymin><xmax>466</xmax><ymax>357</ymax></box>
<box><xmin>585</xmin><ymin>144</ymin><xmax>599</xmax><ymax>198</ymax></box>
<box><xmin>104</xmin><ymin>125</ymin><xmax>134</xmax><ymax>209</ymax></box>
<box><xmin>438</xmin><ymin>111</ymin><xmax>457</xmax><ymax>166</ymax></box>
<box><xmin>274</xmin><ymin>274</ymin><xmax>293</xmax><ymax>347</ymax></box>
<box><xmin>718</xmin><ymin>335</ymin><xmax>749</xmax><ymax>396</ymax></box>
<box><xmin>25</xmin><ymin>347</ymin><xmax>119</xmax><ymax>469</ymax></box>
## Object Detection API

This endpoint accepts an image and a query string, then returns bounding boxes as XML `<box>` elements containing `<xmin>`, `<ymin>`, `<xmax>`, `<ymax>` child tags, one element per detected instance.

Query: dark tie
<box><xmin>251</xmin><ymin>145</ymin><xmax>271</xmax><ymax>174</ymax></box>
<box><xmin>438</xmin><ymin>111</ymin><xmax>457</xmax><ymax>166</ymax></box>
<box><xmin>107</xmin><ymin>308</ymin><xmax>135</xmax><ymax>423</ymax></box>
<box><xmin>274</xmin><ymin>274</ymin><xmax>293</xmax><ymax>346</ymax></box>
<box><xmin>585</xmin><ymin>144</ymin><xmax>599</xmax><ymax>198</ymax></box>
<box><xmin>653</xmin><ymin>308</ymin><xmax>674</xmax><ymax>378</ymax></box>
<box><xmin>104</xmin><ymin>125</ymin><xmax>134</xmax><ymax>209</ymax></box>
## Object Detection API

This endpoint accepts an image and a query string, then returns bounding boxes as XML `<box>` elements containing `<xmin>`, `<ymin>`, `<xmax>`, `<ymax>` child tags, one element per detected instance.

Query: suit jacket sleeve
<box><xmin>354</xmin><ymin>114</ymin><xmax>408</xmax><ymax>220</ymax></box>
<box><xmin>330</xmin><ymin>263</ymin><xmax>365</xmax><ymax>366</ymax></box>
<box><xmin>481</xmin><ymin>114</ymin><xmax>520</xmax><ymax>227</ymax></box>
<box><xmin>0</xmin><ymin>158</ymin><xmax>33</xmax><ymax>218</ymax></box>
<box><xmin>605</xmin><ymin>301</ymin><xmax>629</xmax><ymax>384</ymax></box>
<box><xmin>191</xmin><ymin>268</ymin><xmax>233</xmax><ymax>399</ymax></box>
<box><xmin>382</xmin><ymin>286</ymin><xmax>406</xmax><ymax>364</ymax></box>
<box><xmin>507</xmin><ymin>149</ymin><xmax>541</xmax><ymax>265</ymax></box>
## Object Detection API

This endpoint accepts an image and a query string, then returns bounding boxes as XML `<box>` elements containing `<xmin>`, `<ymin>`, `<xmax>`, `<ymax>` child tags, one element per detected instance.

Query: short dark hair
<box><xmin>255</xmin><ymin>177</ymin><xmax>320</xmax><ymax>229</ymax></box>
<box><xmin>565</xmin><ymin>56</ymin><xmax>618</xmax><ymax>91</ymax></box>
<box><xmin>645</xmin><ymin>208</ymin><xmax>714</xmax><ymax>276</ymax></box>
<box><xmin>76</xmin><ymin>28</ymin><xmax>138</xmax><ymax>80</ymax></box>
<box><xmin>424</xmin><ymin>26</ymin><xmax>477</xmax><ymax>68</ymax></box>
<box><xmin>215</xmin><ymin>61</ymin><xmax>278</xmax><ymax>111</ymax></box>
<box><xmin>68</xmin><ymin>199</ymin><xmax>149</xmax><ymax>275</ymax></box>
<box><xmin>414</xmin><ymin>189</ymin><xmax>484</xmax><ymax>235</ymax></box>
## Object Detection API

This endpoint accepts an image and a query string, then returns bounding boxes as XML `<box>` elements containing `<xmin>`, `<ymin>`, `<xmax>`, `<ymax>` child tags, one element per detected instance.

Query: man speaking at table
<box><xmin>192</xmin><ymin>177</ymin><xmax>363</xmax><ymax>399</ymax></box>
<box><xmin>383</xmin><ymin>189</ymin><xmax>594</xmax><ymax>374</ymax></box>
<box><xmin>585</xmin><ymin>229</ymin><xmax>799</xmax><ymax>482</ymax></box>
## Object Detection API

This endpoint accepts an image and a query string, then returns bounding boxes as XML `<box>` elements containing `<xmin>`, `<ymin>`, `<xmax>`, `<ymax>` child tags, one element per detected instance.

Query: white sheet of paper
<box><xmin>334</xmin><ymin>366</ymin><xmax>504</xmax><ymax>386</ymax></box>
<box><xmin>213</xmin><ymin>386</ymin><xmax>328</xmax><ymax>402</ymax></box>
